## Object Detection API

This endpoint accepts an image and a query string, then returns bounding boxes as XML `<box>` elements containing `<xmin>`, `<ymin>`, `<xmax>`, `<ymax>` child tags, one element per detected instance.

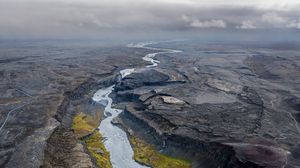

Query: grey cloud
<box><xmin>260</xmin><ymin>12</ymin><xmax>300</xmax><ymax>29</ymax></box>
<box><xmin>287</xmin><ymin>20</ymin><xmax>300</xmax><ymax>29</ymax></box>
<box><xmin>182</xmin><ymin>15</ymin><xmax>226</xmax><ymax>28</ymax></box>
<box><xmin>236</xmin><ymin>21</ymin><xmax>257</xmax><ymax>29</ymax></box>
<box><xmin>261</xmin><ymin>13</ymin><xmax>288</xmax><ymax>25</ymax></box>
<box><xmin>0</xmin><ymin>0</ymin><xmax>300</xmax><ymax>39</ymax></box>
<box><xmin>190</xmin><ymin>20</ymin><xmax>226</xmax><ymax>28</ymax></box>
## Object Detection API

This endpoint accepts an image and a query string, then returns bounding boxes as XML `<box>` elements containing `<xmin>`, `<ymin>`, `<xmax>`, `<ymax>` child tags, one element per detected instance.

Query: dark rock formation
<box><xmin>115</xmin><ymin>69</ymin><xmax>170</xmax><ymax>91</ymax></box>
<box><xmin>114</xmin><ymin>42</ymin><xmax>300</xmax><ymax>168</ymax></box>
<box><xmin>1</xmin><ymin>41</ymin><xmax>300</xmax><ymax>168</ymax></box>
<box><xmin>0</xmin><ymin>42</ymin><xmax>152</xmax><ymax>167</ymax></box>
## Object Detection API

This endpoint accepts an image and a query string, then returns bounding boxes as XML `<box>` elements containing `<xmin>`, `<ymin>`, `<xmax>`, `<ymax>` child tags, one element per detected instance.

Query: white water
<box><xmin>137</xmin><ymin>41</ymin><xmax>182</xmax><ymax>68</ymax></box>
<box><xmin>92</xmin><ymin>41</ymin><xmax>181</xmax><ymax>168</ymax></box>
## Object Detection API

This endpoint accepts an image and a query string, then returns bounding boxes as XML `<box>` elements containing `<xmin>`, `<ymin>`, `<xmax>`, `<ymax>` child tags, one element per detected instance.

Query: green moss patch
<box><xmin>72</xmin><ymin>112</ymin><xmax>112</xmax><ymax>168</ymax></box>
<box><xmin>84</xmin><ymin>131</ymin><xmax>112</xmax><ymax>168</ymax></box>
<box><xmin>130</xmin><ymin>136</ymin><xmax>192</xmax><ymax>168</ymax></box>
<box><xmin>72</xmin><ymin>111</ymin><xmax>101</xmax><ymax>138</ymax></box>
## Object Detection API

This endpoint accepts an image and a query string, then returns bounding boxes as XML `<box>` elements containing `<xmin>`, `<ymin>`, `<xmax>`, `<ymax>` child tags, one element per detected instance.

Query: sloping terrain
<box><xmin>0</xmin><ymin>41</ymin><xmax>151</xmax><ymax>167</ymax></box>
<box><xmin>0</xmin><ymin>41</ymin><xmax>299</xmax><ymax>168</ymax></box>
<box><xmin>114</xmin><ymin>42</ymin><xmax>300</xmax><ymax>168</ymax></box>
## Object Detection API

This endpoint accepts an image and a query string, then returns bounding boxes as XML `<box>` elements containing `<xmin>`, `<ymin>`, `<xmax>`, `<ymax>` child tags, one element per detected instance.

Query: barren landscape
<box><xmin>0</xmin><ymin>40</ymin><xmax>299</xmax><ymax>168</ymax></box>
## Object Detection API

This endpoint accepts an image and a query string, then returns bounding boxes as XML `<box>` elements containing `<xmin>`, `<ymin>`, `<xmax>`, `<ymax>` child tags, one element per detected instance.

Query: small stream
<box><xmin>92</xmin><ymin>41</ymin><xmax>181</xmax><ymax>168</ymax></box>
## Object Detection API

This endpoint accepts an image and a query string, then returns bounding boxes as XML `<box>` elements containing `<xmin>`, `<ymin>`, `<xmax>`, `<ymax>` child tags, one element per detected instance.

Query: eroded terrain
<box><xmin>114</xmin><ymin>42</ymin><xmax>300</xmax><ymax>168</ymax></box>
<box><xmin>0</xmin><ymin>40</ymin><xmax>300</xmax><ymax>168</ymax></box>
<box><xmin>0</xmin><ymin>41</ymin><xmax>151</xmax><ymax>167</ymax></box>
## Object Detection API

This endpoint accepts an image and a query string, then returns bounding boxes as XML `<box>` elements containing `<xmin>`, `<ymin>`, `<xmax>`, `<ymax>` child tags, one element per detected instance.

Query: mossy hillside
<box><xmin>130</xmin><ymin>136</ymin><xmax>192</xmax><ymax>168</ymax></box>
<box><xmin>72</xmin><ymin>110</ymin><xmax>102</xmax><ymax>138</ymax></box>
<box><xmin>72</xmin><ymin>112</ymin><xmax>112</xmax><ymax>168</ymax></box>
<box><xmin>84</xmin><ymin>131</ymin><xmax>112</xmax><ymax>168</ymax></box>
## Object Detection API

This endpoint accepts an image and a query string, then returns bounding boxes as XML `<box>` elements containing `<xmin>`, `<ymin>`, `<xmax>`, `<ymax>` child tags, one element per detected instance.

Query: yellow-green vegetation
<box><xmin>72</xmin><ymin>110</ymin><xmax>102</xmax><ymax>137</ymax></box>
<box><xmin>72</xmin><ymin>112</ymin><xmax>112</xmax><ymax>168</ymax></box>
<box><xmin>84</xmin><ymin>131</ymin><xmax>112</xmax><ymax>168</ymax></box>
<box><xmin>130</xmin><ymin>136</ymin><xmax>192</xmax><ymax>168</ymax></box>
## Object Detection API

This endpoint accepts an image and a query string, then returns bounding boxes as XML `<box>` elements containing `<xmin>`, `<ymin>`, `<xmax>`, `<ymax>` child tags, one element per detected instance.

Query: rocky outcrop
<box><xmin>4</xmin><ymin>118</ymin><xmax>59</xmax><ymax>168</ymax></box>
<box><xmin>2</xmin><ymin>41</ymin><xmax>300</xmax><ymax>168</ymax></box>
<box><xmin>0</xmin><ymin>43</ymin><xmax>152</xmax><ymax>167</ymax></box>
<box><xmin>43</xmin><ymin>128</ymin><xmax>94</xmax><ymax>168</ymax></box>
<box><xmin>115</xmin><ymin>69</ymin><xmax>170</xmax><ymax>91</ymax></box>
<box><xmin>43</xmin><ymin>79</ymin><xmax>100</xmax><ymax>168</ymax></box>
<box><xmin>114</xmin><ymin>54</ymin><xmax>300</xmax><ymax>168</ymax></box>
<box><xmin>43</xmin><ymin>71</ymin><xmax>128</xmax><ymax>168</ymax></box>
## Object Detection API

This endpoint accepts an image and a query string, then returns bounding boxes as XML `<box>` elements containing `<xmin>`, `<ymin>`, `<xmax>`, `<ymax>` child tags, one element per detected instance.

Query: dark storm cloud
<box><xmin>0</xmin><ymin>0</ymin><xmax>299</xmax><ymax>39</ymax></box>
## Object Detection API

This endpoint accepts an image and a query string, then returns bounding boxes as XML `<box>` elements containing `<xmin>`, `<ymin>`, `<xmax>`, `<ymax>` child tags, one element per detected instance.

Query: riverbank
<box><xmin>0</xmin><ymin>41</ymin><xmax>175</xmax><ymax>167</ymax></box>
<box><xmin>72</xmin><ymin>112</ymin><xmax>112</xmax><ymax>168</ymax></box>
<box><xmin>112</xmin><ymin>41</ymin><xmax>300</xmax><ymax>168</ymax></box>
<box><xmin>91</xmin><ymin>42</ymin><xmax>181</xmax><ymax>168</ymax></box>
<box><xmin>2</xmin><ymin>40</ymin><xmax>299</xmax><ymax>168</ymax></box>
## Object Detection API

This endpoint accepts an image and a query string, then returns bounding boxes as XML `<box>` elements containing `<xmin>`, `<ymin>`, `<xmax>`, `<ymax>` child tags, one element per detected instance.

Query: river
<box><xmin>92</xmin><ymin>41</ymin><xmax>181</xmax><ymax>168</ymax></box>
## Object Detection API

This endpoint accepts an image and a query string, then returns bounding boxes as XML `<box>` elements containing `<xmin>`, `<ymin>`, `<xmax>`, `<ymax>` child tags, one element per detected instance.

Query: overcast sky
<box><xmin>0</xmin><ymin>0</ymin><xmax>300</xmax><ymax>39</ymax></box>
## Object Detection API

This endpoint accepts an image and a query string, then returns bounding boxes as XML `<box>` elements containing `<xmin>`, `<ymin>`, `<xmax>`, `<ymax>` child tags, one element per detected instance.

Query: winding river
<box><xmin>92</xmin><ymin>41</ymin><xmax>181</xmax><ymax>168</ymax></box>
